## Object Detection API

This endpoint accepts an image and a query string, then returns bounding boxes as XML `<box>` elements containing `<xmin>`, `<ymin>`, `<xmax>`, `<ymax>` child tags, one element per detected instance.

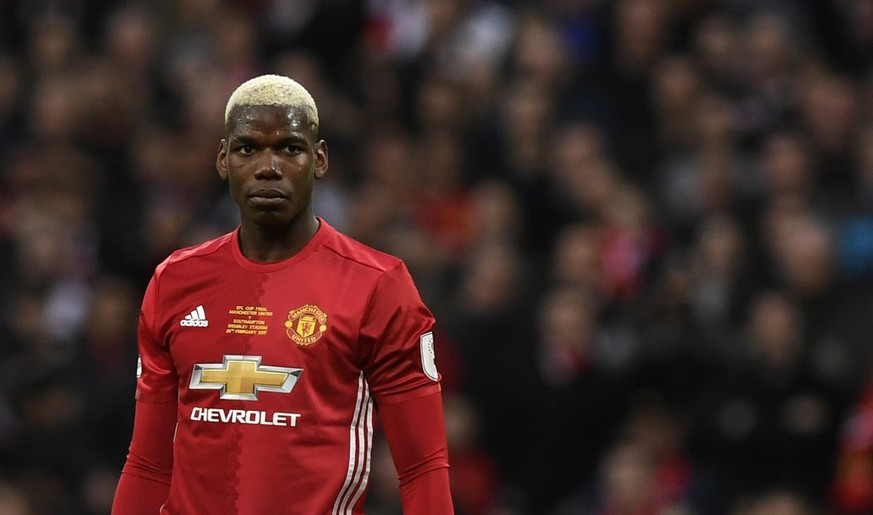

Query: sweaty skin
<box><xmin>217</xmin><ymin>105</ymin><xmax>327</xmax><ymax>263</ymax></box>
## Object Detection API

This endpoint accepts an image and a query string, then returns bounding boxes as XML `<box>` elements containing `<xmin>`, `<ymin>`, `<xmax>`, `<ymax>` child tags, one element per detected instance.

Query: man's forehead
<box><xmin>227</xmin><ymin>105</ymin><xmax>314</xmax><ymax>137</ymax></box>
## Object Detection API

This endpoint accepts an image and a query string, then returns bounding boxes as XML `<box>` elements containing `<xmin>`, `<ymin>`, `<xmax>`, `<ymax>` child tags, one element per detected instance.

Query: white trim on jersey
<box><xmin>332</xmin><ymin>372</ymin><xmax>374</xmax><ymax>515</ymax></box>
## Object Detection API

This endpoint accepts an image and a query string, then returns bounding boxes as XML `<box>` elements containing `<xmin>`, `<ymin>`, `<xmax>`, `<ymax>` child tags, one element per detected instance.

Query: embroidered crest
<box><xmin>285</xmin><ymin>304</ymin><xmax>328</xmax><ymax>346</ymax></box>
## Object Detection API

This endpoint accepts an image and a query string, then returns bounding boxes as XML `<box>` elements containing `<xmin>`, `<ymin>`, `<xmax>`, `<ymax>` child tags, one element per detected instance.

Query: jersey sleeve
<box><xmin>136</xmin><ymin>267</ymin><xmax>180</xmax><ymax>403</ymax></box>
<box><xmin>114</xmin><ymin>266</ymin><xmax>179</xmax><ymax>513</ymax></box>
<box><xmin>361</xmin><ymin>261</ymin><xmax>441</xmax><ymax>404</ymax></box>
<box><xmin>380</xmin><ymin>392</ymin><xmax>453</xmax><ymax>514</ymax></box>
<box><xmin>112</xmin><ymin>399</ymin><xmax>176</xmax><ymax>514</ymax></box>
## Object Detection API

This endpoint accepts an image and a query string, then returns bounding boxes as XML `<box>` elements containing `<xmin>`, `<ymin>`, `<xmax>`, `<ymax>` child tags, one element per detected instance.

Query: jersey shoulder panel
<box><xmin>320</xmin><ymin>225</ymin><xmax>403</xmax><ymax>274</ymax></box>
<box><xmin>154</xmin><ymin>232</ymin><xmax>234</xmax><ymax>276</ymax></box>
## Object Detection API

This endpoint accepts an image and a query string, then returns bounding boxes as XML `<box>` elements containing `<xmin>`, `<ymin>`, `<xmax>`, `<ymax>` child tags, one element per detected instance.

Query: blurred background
<box><xmin>3</xmin><ymin>0</ymin><xmax>873</xmax><ymax>513</ymax></box>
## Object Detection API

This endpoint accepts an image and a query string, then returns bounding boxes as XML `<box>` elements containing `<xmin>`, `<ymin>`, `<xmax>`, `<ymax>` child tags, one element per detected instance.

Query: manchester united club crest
<box><xmin>285</xmin><ymin>304</ymin><xmax>328</xmax><ymax>346</ymax></box>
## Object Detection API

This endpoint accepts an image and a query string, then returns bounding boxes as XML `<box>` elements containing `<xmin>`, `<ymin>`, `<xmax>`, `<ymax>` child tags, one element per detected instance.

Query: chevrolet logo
<box><xmin>190</xmin><ymin>355</ymin><xmax>302</xmax><ymax>401</ymax></box>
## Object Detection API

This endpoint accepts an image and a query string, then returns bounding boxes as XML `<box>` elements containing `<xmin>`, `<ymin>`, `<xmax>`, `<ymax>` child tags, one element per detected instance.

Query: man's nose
<box><xmin>254</xmin><ymin>151</ymin><xmax>283</xmax><ymax>179</ymax></box>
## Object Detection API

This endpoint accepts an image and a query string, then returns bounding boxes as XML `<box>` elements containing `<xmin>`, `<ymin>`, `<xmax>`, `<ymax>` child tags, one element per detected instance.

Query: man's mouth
<box><xmin>249</xmin><ymin>189</ymin><xmax>287</xmax><ymax>206</ymax></box>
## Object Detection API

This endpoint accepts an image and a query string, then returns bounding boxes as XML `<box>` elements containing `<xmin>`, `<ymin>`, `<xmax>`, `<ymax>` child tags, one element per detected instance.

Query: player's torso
<box><xmin>158</xmin><ymin>246</ymin><xmax>376</xmax><ymax>514</ymax></box>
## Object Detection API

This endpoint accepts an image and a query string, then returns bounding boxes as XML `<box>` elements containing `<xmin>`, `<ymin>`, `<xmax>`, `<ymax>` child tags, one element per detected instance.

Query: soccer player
<box><xmin>111</xmin><ymin>75</ymin><xmax>454</xmax><ymax>514</ymax></box>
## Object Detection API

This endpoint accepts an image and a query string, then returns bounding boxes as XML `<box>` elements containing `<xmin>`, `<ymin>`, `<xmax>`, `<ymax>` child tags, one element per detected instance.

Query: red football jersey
<box><xmin>136</xmin><ymin>219</ymin><xmax>442</xmax><ymax>514</ymax></box>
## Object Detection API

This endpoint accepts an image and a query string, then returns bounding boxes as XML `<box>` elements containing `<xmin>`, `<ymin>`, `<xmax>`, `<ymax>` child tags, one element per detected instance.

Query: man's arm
<box><xmin>111</xmin><ymin>399</ymin><xmax>177</xmax><ymax>515</ymax></box>
<box><xmin>379</xmin><ymin>391</ymin><xmax>454</xmax><ymax>514</ymax></box>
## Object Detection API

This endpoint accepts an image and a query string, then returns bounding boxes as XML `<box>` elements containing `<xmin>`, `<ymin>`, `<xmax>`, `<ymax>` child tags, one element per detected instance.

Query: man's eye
<box><xmin>238</xmin><ymin>145</ymin><xmax>254</xmax><ymax>154</ymax></box>
<box><xmin>285</xmin><ymin>145</ymin><xmax>302</xmax><ymax>154</ymax></box>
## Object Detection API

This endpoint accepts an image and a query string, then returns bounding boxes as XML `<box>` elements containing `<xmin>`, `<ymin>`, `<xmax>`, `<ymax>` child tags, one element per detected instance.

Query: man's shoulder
<box><xmin>157</xmin><ymin>232</ymin><xmax>234</xmax><ymax>273</ymax></box>
<box><xmin>321</xmin><ymin>224</ymin><xmax>403</xmax><ymax>274</ymax></box>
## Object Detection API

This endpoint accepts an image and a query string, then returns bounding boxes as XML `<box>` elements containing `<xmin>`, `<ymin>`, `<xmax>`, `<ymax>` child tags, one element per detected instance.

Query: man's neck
<box><xmin>238</xmin><ymin>217</ymin><xmax>320</xmax><ymax>263</ymax></box>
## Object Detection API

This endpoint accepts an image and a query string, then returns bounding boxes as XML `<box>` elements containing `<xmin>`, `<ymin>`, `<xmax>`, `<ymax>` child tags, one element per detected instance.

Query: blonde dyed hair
<box><xmin>224</xmin><ymin>74</ymin><xmax>319</xmax><ymax>130</ymax></box>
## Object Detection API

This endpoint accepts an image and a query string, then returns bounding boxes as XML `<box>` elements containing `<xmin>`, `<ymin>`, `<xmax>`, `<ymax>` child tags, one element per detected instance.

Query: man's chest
<box><xmin>160</xmin><ymin>278</ymin><xmax>372</xmax><ymax>407</ymax></box>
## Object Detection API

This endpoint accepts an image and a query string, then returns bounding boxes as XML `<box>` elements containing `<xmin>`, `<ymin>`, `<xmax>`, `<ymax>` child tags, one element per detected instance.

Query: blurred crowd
<box><xmin>4</xmin><ymin>0</ymin><xmax>873</xmax><ymax>513</ymax></box>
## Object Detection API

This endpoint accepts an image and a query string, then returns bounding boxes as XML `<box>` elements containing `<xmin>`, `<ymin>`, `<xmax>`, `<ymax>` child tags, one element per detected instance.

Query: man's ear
<box><xmin>216</xmin><ymin>139</ymin><xmax>229</xmax><ymax>180</ymax></box>
<box><xmin>314</xmin><ymin>139</ymin><xmax>329</xmax><ymax>180</ymax></box>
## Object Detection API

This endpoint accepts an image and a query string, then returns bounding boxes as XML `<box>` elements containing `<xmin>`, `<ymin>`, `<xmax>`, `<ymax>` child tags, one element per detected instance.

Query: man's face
<box><xmin>217</xmin><ymin>105</ymin><xmax>327</xmax><ymax>230</ymax></box>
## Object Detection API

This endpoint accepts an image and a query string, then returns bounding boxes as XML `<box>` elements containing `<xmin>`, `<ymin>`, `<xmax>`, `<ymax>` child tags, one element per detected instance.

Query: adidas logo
<box><xmin>181</xmin><ymin>305</ymin><xmax>209</xmax><ymax>327</ymax></box>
